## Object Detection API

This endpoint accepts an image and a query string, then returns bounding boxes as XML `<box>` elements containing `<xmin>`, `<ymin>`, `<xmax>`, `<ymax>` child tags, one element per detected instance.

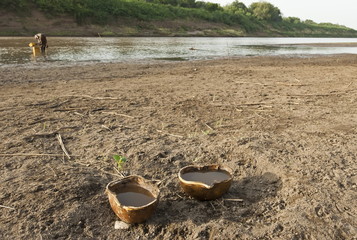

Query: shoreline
<box><xmin>1</xmin><ymin>54</ymin><xmax>356</xmax><ymax>85</ymax></box>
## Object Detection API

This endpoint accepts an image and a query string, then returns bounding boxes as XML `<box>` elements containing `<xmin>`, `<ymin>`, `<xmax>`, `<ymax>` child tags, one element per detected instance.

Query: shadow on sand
<box><xmin>147</xmin><ymin>172</ymin><xmax>282</xmax><ymax>226</ymax></box>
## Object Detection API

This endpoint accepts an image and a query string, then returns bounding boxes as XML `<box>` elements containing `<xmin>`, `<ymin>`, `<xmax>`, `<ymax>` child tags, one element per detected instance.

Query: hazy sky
<box><xmin>203</xmin><ymin>0</ymin><xmax>357</xmax><ymax>30</ymax></box>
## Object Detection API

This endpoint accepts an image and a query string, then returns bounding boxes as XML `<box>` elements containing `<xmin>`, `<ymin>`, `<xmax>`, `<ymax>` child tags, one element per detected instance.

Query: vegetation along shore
<box><xmin>1</xmin><ymin>0</ymin><xmax>357</xmax><ymax>37</ymax></box>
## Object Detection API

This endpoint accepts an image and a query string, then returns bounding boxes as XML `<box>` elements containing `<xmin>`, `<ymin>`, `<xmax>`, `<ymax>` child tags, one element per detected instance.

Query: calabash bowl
<box><xmin>178</xmin><ymin>164</ymin><xmax>233</xmax><ymax>201</ymax></box>
<box><xmin>105</xmin><ymin>175</ymin><xmax>160</xmax><ymax>223</ymax></box>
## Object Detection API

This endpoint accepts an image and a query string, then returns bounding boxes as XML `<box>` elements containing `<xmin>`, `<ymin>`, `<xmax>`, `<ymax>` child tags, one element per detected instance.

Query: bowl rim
<box><xmin>178</xmin><ymin>164</ymin><xmax>233</xmax><ymax>189</ymax></box>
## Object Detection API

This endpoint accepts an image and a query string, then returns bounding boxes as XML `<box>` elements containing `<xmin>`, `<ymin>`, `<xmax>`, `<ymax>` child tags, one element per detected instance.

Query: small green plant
<box><xmin>113</xmin><ymin>155</ymin><xmax>127</xmax><ymax>170</ymax></box>
<box><xmin>202</xmin><ymin>130</ymin><xmax>211</xmax><ymax>135</ymax></box>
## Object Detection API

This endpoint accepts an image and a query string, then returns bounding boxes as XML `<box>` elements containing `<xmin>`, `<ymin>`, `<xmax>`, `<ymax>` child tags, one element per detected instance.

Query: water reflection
<box><xmin>0</xmin><ymin>37</ymin><xmax>356</xmax><ymax>67</ymax></box>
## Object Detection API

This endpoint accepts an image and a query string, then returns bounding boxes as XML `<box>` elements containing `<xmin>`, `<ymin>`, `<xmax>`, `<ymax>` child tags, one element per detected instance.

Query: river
<box><xmin>1</xmin><ymin>37</ymin><xmax>357</xmax><ymax>67</ymax></box>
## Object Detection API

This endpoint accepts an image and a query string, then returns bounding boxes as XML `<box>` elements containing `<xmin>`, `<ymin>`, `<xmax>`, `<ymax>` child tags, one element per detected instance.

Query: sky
<box><xmin>202</xmin><ymin>0</ymin><xmax>357</xmax><ymax>30</ymax></box>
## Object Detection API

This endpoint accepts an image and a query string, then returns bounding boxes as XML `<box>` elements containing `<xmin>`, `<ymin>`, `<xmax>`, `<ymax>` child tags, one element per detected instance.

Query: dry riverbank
<box><xmin>1</xmin><ymin>55</ymin><xmax>356</xmax><ymax>239</ymax></box>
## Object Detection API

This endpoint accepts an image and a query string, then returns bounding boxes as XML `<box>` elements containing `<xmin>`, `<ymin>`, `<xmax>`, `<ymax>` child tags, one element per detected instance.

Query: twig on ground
<box><xmin>98</xmin><ymin>169</ymin><xmax>123</xmax><ymax>177</ymax></box>
<box><xmin>24</xmin><ymin>126</ymin><xmax>80</xmax><ymax>140</ymax></box>
<box><xmin>213</xmin><ymin>102</ymin><xmax>273</xmax><ymax>108</ymax></box>
<box><xmin>54</xmin><ymin>107</ymin><xmax>90</xmax><ymax>112</ymax></box>
<box><xmin>235</xmin><ymin>81</ymin><xmax>308</xmax><ymax>87</ymax></box>
<box><xmin>56</xmin><ymin>134</ymin><xmax>71</xmax><ymax>160</ymax></box>
<box><xmin>101</xmin><ymin>125</ymin><xmax>113</xmax><ymax>132</ymax></box>
<box><xmin>275</xmin><ymin>81</ymin><xmax>308</xmax><ymax>86</ymax></box>
<box><xmin>102</xmin><ymin>111</ymin><xmax>135</xmax><ymax>119</ymax></box>
<box><xmin>64</xmin><ymin>94</ymin><xmax>120</xmax><ymax>100</ymax></box>
<box><xmin>48</xmin><ymin>99</ymin><xmax>70</xmax><ymax>108</ymax></box>
<box><xmin>0</xmin><ymin>153</ymin><xmax>79</xmax><ymax>157</ymax></box>
<box><xmin>73</xmin><ymin>112</ymin><xmax>85</xmax><ymax>117</ymax></box>
<box><xmin>0</xmin><ymin>107</ymin><xmax>14</xmax><ymax>112</ymax></box>
<box><xmin>236</xmin><ymin>81</ymin><xmax>266</xmax><ymax>86</ymax></box>
<box><xmin>151</xmin><ymin>179</ymin><xmax>163</xmax><ymax>186</ymax></box>
<box><xmin>205</xmin><ymin>123</ymin><xmax>214</xmax><ymax>131</ymax></box>
<box><xmin>255</xmin><ymin>112</ymin><xmax>268</xmax><ymax>120</ymax></box>
<box><xmin>0</xmin><ymin>204</ymin><xmax>15</xmax><ymax>210</ymax></box>
<box><xmin>48</xmin><ymin>165</ymin><xmax>58</xmax><ymax>177</ymax></box>
<box><xmin>288</xmin><ymin>90</ymin><xmax>356</xmax><ymax>97</ymax></box>
<box><xmin>175</xmin><ymin>192</ymin><xmax>184</xmax><ymax>199</ymax></box>
<box><xmin>28</xmin><ymin>118</ymin><xmax>57</xmax><ymax>125</ymax></box>
<box><xmin>113</xmin><ymin>167</ymin><xmax>126</xmax><ymax>178</ymax></box>
<box><xmin>224</xmin><ymin>198</ymin><xmax>244</xmax><ymax>202</ymax></box>
<box><xmin>346</xmin><ymin>82</ymin><xmax>353</xmax><ymax>88</ymax></box>
<box><xmin>65</xmin><ymin>162</ymin><xmax>123</xmax><ymax>177</ymax></box>
<box><xmin>210</xmin><ymin>202</ymin><xmax>216</xmax><ymax>210</ymax></box>
<box><xmin>209</xmin><ymin>228</ymin><xmax>218</xmax><ymax>240</ymax></box>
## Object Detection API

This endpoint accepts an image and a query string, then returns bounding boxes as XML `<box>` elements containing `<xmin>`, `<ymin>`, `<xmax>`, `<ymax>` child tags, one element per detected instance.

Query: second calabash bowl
<box><xmin>178</xmin><ymin>164</ymin><xmax>233</xmax><ymax>201</ymax></box>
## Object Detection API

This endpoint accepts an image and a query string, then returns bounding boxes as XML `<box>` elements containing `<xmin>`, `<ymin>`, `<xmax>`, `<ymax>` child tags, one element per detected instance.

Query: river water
<box><xmin>1</xmin><ymin>37</ymin><xmax>357</xmax><ymax>67</ymax></box>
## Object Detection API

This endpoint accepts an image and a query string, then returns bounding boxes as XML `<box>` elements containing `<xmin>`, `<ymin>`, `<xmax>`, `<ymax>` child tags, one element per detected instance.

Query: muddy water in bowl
<box><xmin>179</xmin><ymin>165</ymin><xmax>233</xmax><ymax>201</ymax></box>
<box><xmin>181</xmin><ymin>170</ymin><xmax>231</xmax><ymax>186</ymax></box>
<box><xmin>106</xmin><ymin>176</ymin><xmax>160</xmax><ymax>223</ymax></box>
<box><xmin>116</xmin><ymin>186</ymin><xmax>156</xmax><ymax>207</ymax></box>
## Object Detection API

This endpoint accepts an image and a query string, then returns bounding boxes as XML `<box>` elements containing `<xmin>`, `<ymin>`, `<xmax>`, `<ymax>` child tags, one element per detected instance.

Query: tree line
<box><xmin>1</xmin><ymin>0</ymin><xmax>356</xmax><ymax>35</ymax></box>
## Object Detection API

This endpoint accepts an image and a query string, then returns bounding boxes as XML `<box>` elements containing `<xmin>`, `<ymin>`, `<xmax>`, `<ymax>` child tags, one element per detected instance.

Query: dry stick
<box><xmin>212</xmin><ymin>102</ymin><xmax>273</xmax><ymax>107</ymax></box>
<box><xmin>73</xmin><ymin>112</ymin><xmax>85</xmax><ymax>117</ymax></box>
<box><xmin>210</xmin><ymin>202</ymin><xmax>216</xmax><ymax>211</ymax></box>
<box><xmin>0</xmin><ymin>107</ymin><xmax>14</xmax><ymax>112</ymax></box>
<box><xmin>54</xmin><ymin>107</ymin><xmax>90</xmax><ymax>112</ymax></box>
<box><xmin>275</xmin><ymin>81</ymin><xmax>308</xmax><ymax>86</ymax></box>
<box><xmin>102</xmin><ymin>111</ymin><xmax>135</xmax><ymax>119</ymax></box>
<box><xmin>150</xmin><ymin>178</ymin><xmax>163</xmax><ymax>186</ymax></box>
<box><xmin>236</xmin><ymin>81</ymin><xmax>266</xmax><ymax>86</ymax></box>
<box><xmin>113</xmin><ymin>167</ymin><xmax>125</xmax><ymax>178</ymax></box>
<box><xmin>100</xmin><ymin>169</ymin><xmax>122</xmax><ymax>177</ymax></box>
<box><xmin>48</xmin><ymin>99</ymin><xmax>70</xmax><ymax>108</ymax></box>
<box><xmin>48</xmin><ymin>165</ymin><xmax>58</xmax><ymax>177</ymax></box>
<box><xmin>0</xmin><ymin>153</ymin><xmax>78</xmax><ymax>157</ymax></box>
<box><xmin>288</xmin><ymin>90</ymin><xmax>356</xmax><ymax>97</ymax></box>
<box><xmin>288</xmin><ymin>93</ymin><xmax>336</xmax><ymax>97</ymax></box>
<box><xmin>24</xmin><ymin>126</ymin><xmax>80</xmax><ymax>139</ymax></box>
<box><xmin>205</xmin><ymin>123</ymin><xmax>214</xmax><ymax>131</ymax></box>
<box><xmin>175</xmin><ymin>192</ymin><xmax>184</xmax><ymax>199</ymax></box>
<box><xmin>101</xmin><ymin>125</ymin><xmax>113</xmax><ymax>131</ymax></box>
<box><xmin>235</xmin><ymin>81</ymin><xmax>307</xmax><ymax>87</ymax></box>
<box><xmin>64</xmin><ymin>94</ymin><xmax>120</xmax><ymax>100</ymax></box>
<box><xmin>72</xmin><ymin>161</ymin><xmax>123</xmax><ymax>178</ymax></box>
<box><xmin>209</xmin><ymin>228</ymin><xmax>218</xmax><ymax>240</ymax></box>
<box><xmin>56</xmin><ymin>134</ymin><xmax>71</xmax><ymax>160</ymax></box>
<box><xmin>224</xmin><ymin>198</ymin><xmax>244</xmax><ymax>202</ymax></box>
<box><xmin>0</xmin><ymin>204</ymin><xmax>15</xmax><ymax>210</ymax></box>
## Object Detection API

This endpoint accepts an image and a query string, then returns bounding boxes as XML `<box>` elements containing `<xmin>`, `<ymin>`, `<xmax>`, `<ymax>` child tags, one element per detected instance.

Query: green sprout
<box><xmin>113</xmin><ymin>155</ymin><xmax>127</xmax><ymax>170</ymax></box>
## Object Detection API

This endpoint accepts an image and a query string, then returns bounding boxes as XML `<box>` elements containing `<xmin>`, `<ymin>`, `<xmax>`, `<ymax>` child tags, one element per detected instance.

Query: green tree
<box><xmin>225</xmin><ymin>0</ymin><xmax>248</xmax><ymax>14</ymax></box>
<box><xmin>304</xmin><ymin>19</ymin><xmax>316</xmax><ymax>25</ymax></box>
<box><xmin>284</xmin><ymin>17</ymin><xmax>301</xmax><ymax>24</ymax></box>
<box><xmin>178</xmin><ymin>0</ymin><xmax>196</xmax><ymax>8</ymax></box>
<box><xmin>249</xmin><ymin>1</ymin><xmax>282</xmax><ymax>21</ymax></box>
<box><xmin>195</xmin><ymin>1</ymin><xmax>222</xmax><ymax>12</ymax></box>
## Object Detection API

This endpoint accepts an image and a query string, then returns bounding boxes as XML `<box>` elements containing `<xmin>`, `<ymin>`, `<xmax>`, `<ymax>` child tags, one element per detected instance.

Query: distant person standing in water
<box><xmin>34</xmin><ymin>33</ymin><xmax>48</xmax><ymax>54</ymax></box>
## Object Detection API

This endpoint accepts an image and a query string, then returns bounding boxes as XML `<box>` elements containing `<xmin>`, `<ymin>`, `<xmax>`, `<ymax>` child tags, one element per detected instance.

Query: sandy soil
<box><xmin>0</xmin><ymin>55</ymin><xmax>356</xmax><ymax>239</ymax></box>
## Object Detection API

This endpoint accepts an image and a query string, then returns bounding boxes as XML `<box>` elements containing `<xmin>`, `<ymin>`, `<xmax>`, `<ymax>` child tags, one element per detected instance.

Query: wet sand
<box><xmin>0</xmin><ymin>55</ymin><xmax>356</xmax><ymax>239</ymax></box>
<box><xmin>294</xmin><ymin>42</ymin><xmax>357</xmax><ymax>47</ymax></box>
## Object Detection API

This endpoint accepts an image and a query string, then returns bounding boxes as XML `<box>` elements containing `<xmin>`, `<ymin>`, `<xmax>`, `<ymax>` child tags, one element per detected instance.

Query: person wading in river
<box><xmin>34</xmin><ymin>33</ymin><xmax>48</xmax><ymax>54</ymax></box>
